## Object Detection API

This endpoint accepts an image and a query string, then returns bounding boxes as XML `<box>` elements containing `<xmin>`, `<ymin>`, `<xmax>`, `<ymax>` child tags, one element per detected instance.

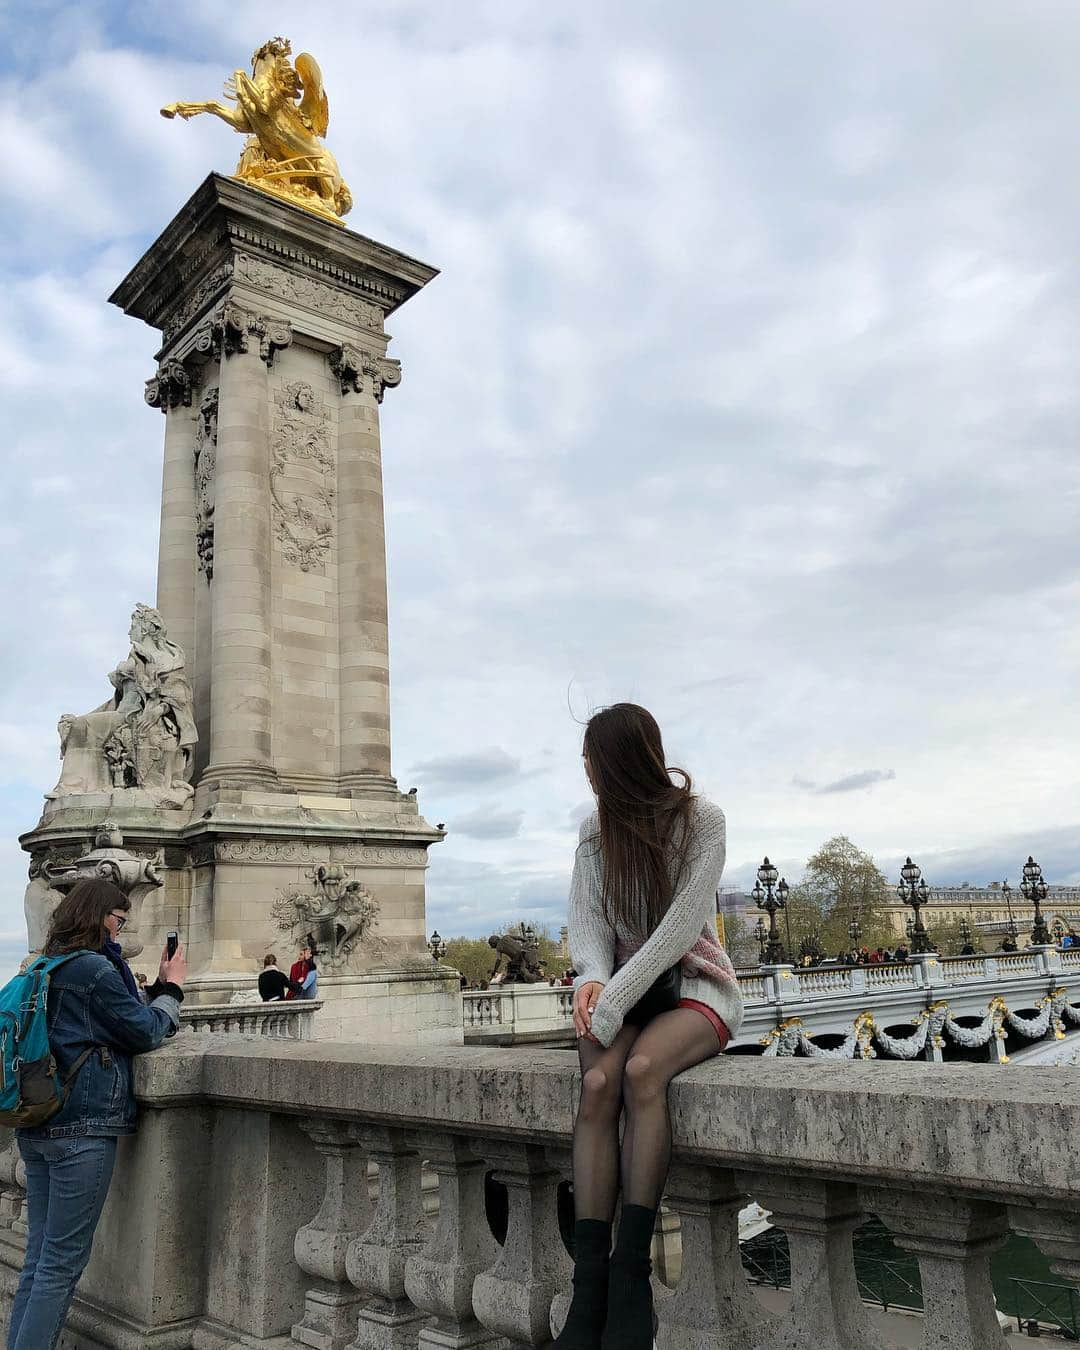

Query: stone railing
<box><xmin>179</xmin><ymin>999</ymin><xmax>321</xmax><ymax>1039</ymax></box>
<box><xmin>0</xmin><ymin>1041</ymin><xmax>1077</xmax><ymax>1348</ymax></box>
<box><xmin>465</xmin><ymin>951</ymin><xmax>1080</xmax><ymax>1061</ymax></box>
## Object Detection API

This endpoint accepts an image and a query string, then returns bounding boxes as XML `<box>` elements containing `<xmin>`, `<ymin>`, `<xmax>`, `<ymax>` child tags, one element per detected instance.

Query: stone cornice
<box><xmin>110</xmin><ymin>173</ymin><xmax>438</xmax><ymax>343</ymax></box>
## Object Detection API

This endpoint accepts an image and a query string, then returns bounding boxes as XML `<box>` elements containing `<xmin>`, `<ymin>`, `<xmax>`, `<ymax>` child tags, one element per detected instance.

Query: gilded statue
<box><xmin>161</xmin><ymin>37</ymin><xmax>352</xmax><ymax>225</ymax></box>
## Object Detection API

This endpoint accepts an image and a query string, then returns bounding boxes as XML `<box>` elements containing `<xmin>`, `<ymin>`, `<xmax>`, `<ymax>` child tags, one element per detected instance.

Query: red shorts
<box><xmin>678</xmin><ymin>998</ymin><xmax>731</xmax><ymax>1052</ymax></box>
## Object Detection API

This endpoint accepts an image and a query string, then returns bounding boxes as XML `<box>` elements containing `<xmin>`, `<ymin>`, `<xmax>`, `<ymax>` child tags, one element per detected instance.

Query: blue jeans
<box><xmin>8</xmin><ymin>1135</ymin><xmax>117</xmax><ymax>1350</ymax></box>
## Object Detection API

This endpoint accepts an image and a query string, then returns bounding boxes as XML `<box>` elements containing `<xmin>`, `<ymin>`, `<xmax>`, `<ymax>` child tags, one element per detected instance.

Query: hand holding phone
<box><xmin>166</xmin><ymin>931</ymin><xmax>179</xmax><ymax>960</ymax></box>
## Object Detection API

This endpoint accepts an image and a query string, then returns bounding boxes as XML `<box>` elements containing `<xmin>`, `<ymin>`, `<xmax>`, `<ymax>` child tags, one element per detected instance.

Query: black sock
<box><xmin>553</xmin><ymin>1218</ymin><xmax>612</xmax><ymax>1349</ymax></box>
<box><xmin>600</xmin><ymin>1205</ymin><xmax>657</xmax><ymax>1350</ymax></box>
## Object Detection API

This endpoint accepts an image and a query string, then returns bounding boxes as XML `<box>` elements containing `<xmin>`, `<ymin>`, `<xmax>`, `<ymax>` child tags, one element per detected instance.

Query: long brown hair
<box><xmin>44</xmin><ymin>879</ymin><xmax>130</xmax><ymax>956</ymax></box>
<box><xmin>582</xmin><ymin>703</ymin><xmax>695</xmax><ymax>937</ymax></box>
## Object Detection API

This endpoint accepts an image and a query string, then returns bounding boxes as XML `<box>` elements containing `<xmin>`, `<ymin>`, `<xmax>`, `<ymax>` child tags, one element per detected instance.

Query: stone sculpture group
<box><xmin>48</xmin><ymin>604</ymin><xmax>197</xmax><ymax>809</ymax></box>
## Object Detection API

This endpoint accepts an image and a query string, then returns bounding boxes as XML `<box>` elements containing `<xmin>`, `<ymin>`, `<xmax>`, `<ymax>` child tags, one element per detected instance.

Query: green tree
<box><xmin>721</xmin><ymin>912</ymin><xmax>758</xmax><ymax>969</ymax></box>
<box><xmin>783</xmin><ymin>835</ymin><xmax>893</xmax><ymax>958</ymax></box>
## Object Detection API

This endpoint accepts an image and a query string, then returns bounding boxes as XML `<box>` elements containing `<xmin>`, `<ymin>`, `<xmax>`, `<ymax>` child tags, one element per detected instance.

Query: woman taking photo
<box><xmin>556</xmin><ymin>703</ymin><xmax>743</xmax><ymax>1350</ymax></box>
<box><xmin>8</xmin><ymin>878</ymin><xmax>186</xmax><ymax>1350</ymax></box>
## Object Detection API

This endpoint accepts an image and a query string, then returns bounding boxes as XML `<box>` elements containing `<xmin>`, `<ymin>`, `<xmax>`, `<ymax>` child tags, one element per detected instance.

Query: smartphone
<box><xmin>166</xmin><ymin>931</ymin><xmax>179</xmax><ymax>960</ymax></box>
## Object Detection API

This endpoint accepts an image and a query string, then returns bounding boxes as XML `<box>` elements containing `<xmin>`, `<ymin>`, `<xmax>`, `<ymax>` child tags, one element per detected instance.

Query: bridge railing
<box><xmin>179</xmin><ymin>999</ymin><xmax>320</xmax><ymax>1039</ymax></box>
<box><xmin>0</xmin><ymin>1042</ymin><xmax>1076</xmax><ymax>1348</ymax></box>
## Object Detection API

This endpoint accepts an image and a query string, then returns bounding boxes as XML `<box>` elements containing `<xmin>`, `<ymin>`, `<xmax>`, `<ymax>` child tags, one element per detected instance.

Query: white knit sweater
<box><xmin>568</xmin><ymin>797</ymin><xmax>743</xmax><ymax>1048</ymax></box>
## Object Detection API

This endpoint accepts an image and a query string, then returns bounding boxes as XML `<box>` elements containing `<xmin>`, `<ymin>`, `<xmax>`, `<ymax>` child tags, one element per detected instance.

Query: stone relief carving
<box><xmin>193</xmin><ymin>385</ymin><xmax>218</xmax><ymax>580</ymax></box>
<box><xmin>269</xmin><ymin>864</ymin><xmax>381</xmax><ymax>972</ymax></box>
<box><xmin>24</xmin><ymin>823</ymin><xmax>163</xmax><ymax>960</ymax></box>
<box><xmin>47</xmin><ymin>604</ymin><xmax>198</xmax><ymax>809</ymax></box>
<box><xmin>329</xmin><ymin>343</ymin><xmax>402</xmax><ymax>403</ymax></box>
<box><xmin>235</xmin><ymin>253</ymin><xmax>382</xmax><ymax>333</ymax></box>
<box><xmin>271</xmin><ymin>380</ymin><xmax>335</xmax><ymax>572</ymax></box>
<box><xmin>212</xmin><ymin>839</ymin><xmax>424</xmax><ymax>866</ymax></box>
<box><xmin>162</xmin><ymin>262</ymin><xmax>234</xmax><ymax>344</ymax></box>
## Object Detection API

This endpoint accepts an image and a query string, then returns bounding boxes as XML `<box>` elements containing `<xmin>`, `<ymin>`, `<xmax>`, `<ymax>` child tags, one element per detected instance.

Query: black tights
<box><xmin>572</xmin><ymin>1007</ymin><xmax>721</xmax><ymax>1220</ymax></box>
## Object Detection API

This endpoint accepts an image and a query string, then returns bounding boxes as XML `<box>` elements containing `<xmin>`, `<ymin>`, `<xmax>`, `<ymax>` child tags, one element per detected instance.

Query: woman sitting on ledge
<box><xmin>556</xmin><ymin>702</ymin><xmax>743</xmax><ymax>1350</ymax></box>
<box><xmin>8</xmin><ymin>880</ymin><xmax>186</xmax><ymax>1350</ymax></box>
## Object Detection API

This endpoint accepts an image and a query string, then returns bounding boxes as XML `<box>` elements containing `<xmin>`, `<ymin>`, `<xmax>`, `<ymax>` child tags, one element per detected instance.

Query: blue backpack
<box><xmin>0</xmin><ymin>952</ymin><xmax>97</xmax><ymax>1129</ymax></box>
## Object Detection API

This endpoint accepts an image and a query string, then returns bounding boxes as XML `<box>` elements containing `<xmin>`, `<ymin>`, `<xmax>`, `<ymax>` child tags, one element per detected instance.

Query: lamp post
<box><xmin>897</xmin><ymin>857</ymin><xmax>934</xmax><ymax>955</ymax></box>
<box><xmin>958</xmin><ymin>916</ymin><xmax>972</xmax><ymax>952</ymax></box>
<box><xmin>1052</xmin><ymin>918</ymin><xmax>1065</xmax><ymax>947</ymax></box>
<box><xmin>754</xmin><ymin>916</ymin><xmax>768</xmax><ymax>963</ymax></box>
<box><xmin>752</xmin><ymin>857</ymin><xmax>789</xmax><ymax>966</ymax></box>
<box><xmin>427</xmin><ymin>929</ymin><xmax>447</xmax><ymax>963</ymax></box>
<box><xmin>1021</xmin><ymin>856</ymin><xmax>1053</xmax><ymax>947</ymax></box>
<box><xmin>1001</xmin><ymin>880</ymin><xmax>1019</xmax><ymax>946</ymax></box>
<box><xmin>848</xmin><ymin>917</ymin><xmax>861</xmax><ymax>946</ymax></box>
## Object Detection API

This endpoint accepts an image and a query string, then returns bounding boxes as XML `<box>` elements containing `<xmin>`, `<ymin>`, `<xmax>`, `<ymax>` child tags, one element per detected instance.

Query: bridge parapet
<box><xmin>465</xmin><ymin>949</ymin><xmax>1080</xmax><ymax>1060</ymax></box>
<box><xmin>0</xmin><ymin>1042</ymin><xmax>1075</xmax><ymax>1347</ymax></box>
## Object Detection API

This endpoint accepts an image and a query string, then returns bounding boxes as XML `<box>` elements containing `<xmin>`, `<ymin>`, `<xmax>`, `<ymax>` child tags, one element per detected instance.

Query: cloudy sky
<box><xmin>2</xmin><ymin>1</ymin><xmax>1078</xmax><ymax>967</ymax></box>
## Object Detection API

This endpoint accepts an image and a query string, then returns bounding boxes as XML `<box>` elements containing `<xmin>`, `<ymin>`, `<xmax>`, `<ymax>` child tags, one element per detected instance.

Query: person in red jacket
<box><xmin>285</xmin><ymin>944</ymin><xmax>313</xmax><ymax>1000</ymax></box>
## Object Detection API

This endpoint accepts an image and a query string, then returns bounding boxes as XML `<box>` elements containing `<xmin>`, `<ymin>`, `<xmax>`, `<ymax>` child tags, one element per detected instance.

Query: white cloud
<box><xmin>1</xmin><ymin>1</ymin><xmax>1078</xmax><ymax>945</ymax></box>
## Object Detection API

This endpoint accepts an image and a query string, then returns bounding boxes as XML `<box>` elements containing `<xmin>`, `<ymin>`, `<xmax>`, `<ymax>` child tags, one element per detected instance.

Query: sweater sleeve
<box><xmin>568</xmin><ymin>815</ymin><xmax>614</xmax><ymax>991</ymax></box>
<box><xmin>589</xmin><ymin>802</ymin><xmax>726</xmax><ymax>1048</ymax></box>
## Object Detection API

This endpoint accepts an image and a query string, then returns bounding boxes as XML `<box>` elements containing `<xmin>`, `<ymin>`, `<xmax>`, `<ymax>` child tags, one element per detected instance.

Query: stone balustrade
<box><xmin>465</xmin><ymin>950</ymin><xmax>1080</xmax><ymax>1059</ymax></box>
<box><xmin>180</xmin><ymin>999</ymin><xmax>321</xmax><ymax>1039</ymax></box>
<box><xmin>0</xmin><ymin>1040</ymin><xmax>1077</xmax><ymax>1348</ymax></box>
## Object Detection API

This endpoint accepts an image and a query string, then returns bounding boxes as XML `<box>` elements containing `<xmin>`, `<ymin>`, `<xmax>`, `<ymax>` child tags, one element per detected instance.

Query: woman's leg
<box><xmin>572</xmin><ymin>1022</ymin><xmax>639</xmax><ymax>1221</ymax></box>
<box><xmin>13</xmin><ymin>1136</ymin><xmax>117</xmax><ymax>1350</ymax></box>
<box><xmin>619</xmin><ymin>1007</ymin><xmax>721</xmax><ymax>1211</ymax></box>
<box><xmin>601</xmin><ymin>1007</ymin><xmax>722</xmax><ymax>1350</ymax></box>
<box><xmin>7</xmin><ymin>1138</ymin><xmax>49</xmax><ymax>1350</ymax></box>
<box><xmin>553</xmin><ymin>1022</ymin><xmax>639</xmax><ymax>1350</ymax></box>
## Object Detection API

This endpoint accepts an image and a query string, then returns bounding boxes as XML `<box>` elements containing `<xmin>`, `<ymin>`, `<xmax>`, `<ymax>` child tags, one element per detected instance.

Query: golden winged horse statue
<box><xmin>162</xmin><ymin>37</ymin><xmax>352</xmax><ymax>224</ymax></box>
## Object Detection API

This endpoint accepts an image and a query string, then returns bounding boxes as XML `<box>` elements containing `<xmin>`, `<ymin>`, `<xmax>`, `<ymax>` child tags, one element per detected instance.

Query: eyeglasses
<box><xmin>110</xmin><ymin>912</ymin><xmax>128</xmax><ymax>932</ymax></box>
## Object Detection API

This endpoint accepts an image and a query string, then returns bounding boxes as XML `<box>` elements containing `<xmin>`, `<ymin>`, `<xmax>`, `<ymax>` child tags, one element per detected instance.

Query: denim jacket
<box><xmin>20</xmin><ymin>951</ymin><xmax>181</xmax><ymax>1139</ymax></box>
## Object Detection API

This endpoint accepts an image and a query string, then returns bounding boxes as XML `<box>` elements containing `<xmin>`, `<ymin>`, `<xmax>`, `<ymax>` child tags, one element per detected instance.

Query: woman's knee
<box><xmin>622</xmin><ymin>1053</ymin><xmax>667</xmax><ymax>1109</ymax></box>
<box><xmin>578</xmin><ymin>1064</ymin><xmax>622</xmax><ymax>1122</ymax></box>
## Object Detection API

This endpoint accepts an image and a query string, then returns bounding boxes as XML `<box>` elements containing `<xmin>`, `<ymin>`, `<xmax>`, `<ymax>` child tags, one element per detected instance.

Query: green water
<box><xmin>741</xmin><ymin>1216</ymin><xmax>1079</xmax><ymax>1338</ymax></box>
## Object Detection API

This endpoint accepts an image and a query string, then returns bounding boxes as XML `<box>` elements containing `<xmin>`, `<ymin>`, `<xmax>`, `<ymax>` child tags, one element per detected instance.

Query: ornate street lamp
<box><xmin>848</xmin><ymin>917</ymin><xmax>861</xmax><ymax>945</ymax></box>
<box><xmin>897</xmin><ymin>857</ymin><xmax>933</xmax><ymax>955</ymax></box>
<box><xmin>1021</xmin><ymin>856</ymin><xmax>1053</xmax><ymax>947</ymax></box>
<box><xmin>427</xmin><ymin>929</ymin><xmax>447</xmax><ymax>963</ymax></box>
<box><xmin>958</xmin><ymin>916</ymin><xmax>972</xmax><ymax>950</ymax></box>
<box><xmin>1052</xmin><ymin>918</ymin><xmax>1065</xmax><ymax>946</ymax></box>
<box><xmin>752</xmin><ymin>857</ymin><xmax>789</xmax><ymax>965</ymax></box>
<box><xmin>753</xmin><ymin>916</ymin><xmax>768</xmax><ymax>962</ymax></box>
<box><xmin>905</xmin><ymin>916</ymin><xmax>915</xmax><ymax>941</ymax></box>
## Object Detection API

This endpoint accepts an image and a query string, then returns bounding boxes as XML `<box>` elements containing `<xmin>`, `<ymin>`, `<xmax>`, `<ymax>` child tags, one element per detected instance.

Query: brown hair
<box><xmin>582</xmin><ymin>703</ymin><xmax>695</xmax><ymax>938</ymax></box>
<box><xmin>263</xmin><ymin>954</ymin><xmax>277</xmax><ymax>967</ymax></box>
<box><xmin>44</xmin><ymin>879</ymin><xmax>130</xmax><ymax>956</ymax></box>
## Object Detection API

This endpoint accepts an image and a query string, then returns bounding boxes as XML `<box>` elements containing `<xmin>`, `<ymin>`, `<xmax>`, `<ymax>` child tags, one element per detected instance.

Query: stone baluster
<box><xmin>472</xmin><ymin>1140</ymin><xmax>572</xmax><ymax>1347</ymax></box>
<box><xmin>293</xmin><ymin>1120</ymin><xmax>373</xmax><ymax>1350</ymax></box>
<box><xmin>404</xmin><ymin>1131</ymin><xmax>500</xmax><ymax>1348</ymax></box>
<box><xmin>1008</xmin><ymin>1203</ymin><xmax>1080</xmax><ymax>1286</ymax></box>
<box><xmin>867</xmin><ymin>1191</ymin><xmax>1010</xmax><ymax>1350</ymax></box>
<box><xmin>345</xmin><ymin>1125</ymin><xmax>428</xmax><ymax>1349</ymax></box>
<box><xmin>654</xmin><ymin>1164</ymin><xmax>763</xmax><ymax>1350</ymax></box>
<box><xmin>748</xmin><ymin>1175</ymin><xmax>888</xmax><ymax>1350</ymax></box>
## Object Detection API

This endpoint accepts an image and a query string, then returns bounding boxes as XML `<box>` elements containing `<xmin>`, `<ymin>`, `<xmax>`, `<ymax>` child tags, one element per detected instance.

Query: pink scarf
<box><xmin>615</xmin><ymin>928</ymin><xmax>738</xmax><ymax>988</ymax></box>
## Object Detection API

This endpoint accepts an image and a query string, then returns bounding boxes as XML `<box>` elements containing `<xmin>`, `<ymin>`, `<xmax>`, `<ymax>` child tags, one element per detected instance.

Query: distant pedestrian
<box><xmin>286</xmin><ymin>944</ymin><xmax>317</xmax><ymax>1000</ymax></box>
<box><xmin>258</xmin><ymin>954</ymin><xmax>297</xmax><ymax>1002</ymax></box>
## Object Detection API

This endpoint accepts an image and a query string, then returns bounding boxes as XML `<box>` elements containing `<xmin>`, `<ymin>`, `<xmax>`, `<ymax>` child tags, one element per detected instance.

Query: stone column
<box><xmin>404</xmin><ymin>1131</ymin><xmax>500</xmax><ymax>1349</ymax></box>
<box><xmin>294</xmin><ymin>1120</ymin><xmax>373</xmax><ymax>1350</ymax></box>
<box><xmin>868</xmin><ymin>1190</ymin><xmax>1010</xmax><ymax>1350</ymax></box>
<box><xmin>148</xmin><ymin>372</ymin><xmax>200</xmax><ymax>666</ymax></box>
<box><xmin>471</xmin><ymin>1139</ymin><xmax>572</xmax><ymax>1347</ymax></box>
<box><xmin>201</xmin><ymin>312</ymin><xmax>283</xmax><ymax>789</ymax></box>
<box><xmin>748</xmin><ymin>1175</ymin><xmax>888</xmax><ymax>1350</ymax></box>
<box><xmin>654</xmin><ymin>1164</ymin><xmax>762</xmax><ymax>1350</ymax></box>
<box><xmin>331</xmin><ymin>345</ymin><xmax>400</xmax><ymax>795</ymax></box>
<box><xmin>345</xmin><ymin>1125</ymin><xmax>427</xmax><ymax>1349</ymax></box>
